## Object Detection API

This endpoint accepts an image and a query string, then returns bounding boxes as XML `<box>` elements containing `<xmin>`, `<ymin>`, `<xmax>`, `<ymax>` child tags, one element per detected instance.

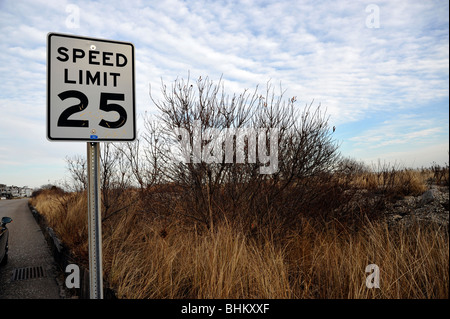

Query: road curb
<box><xmin>27</xmin><ymin>201</ymin><xmax>116</xmax><ymax>299</ymax></box>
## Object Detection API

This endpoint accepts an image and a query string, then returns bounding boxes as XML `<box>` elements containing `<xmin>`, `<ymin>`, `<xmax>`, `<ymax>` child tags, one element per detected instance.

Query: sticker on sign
<box><xmin>47</xmin><ymin>33</ymin><xmax>136</xmax><ymax>141</ymax></box>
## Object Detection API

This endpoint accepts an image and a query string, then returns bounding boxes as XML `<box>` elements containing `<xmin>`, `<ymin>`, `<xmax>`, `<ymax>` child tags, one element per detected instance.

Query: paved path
<box><xmin>0</xmin><ymin>199</ymin><xmax>62</xmax><ymax>299</ymax></box>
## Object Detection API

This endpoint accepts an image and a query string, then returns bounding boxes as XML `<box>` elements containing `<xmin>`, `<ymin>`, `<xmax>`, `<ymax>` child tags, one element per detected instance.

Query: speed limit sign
<box><xmin>47</xmin><ymin>33</ymin><xmax>135</xmax><ymax>141</ymax></box>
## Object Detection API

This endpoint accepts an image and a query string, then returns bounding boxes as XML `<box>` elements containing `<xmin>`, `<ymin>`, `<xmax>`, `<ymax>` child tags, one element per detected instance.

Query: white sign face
<box><xmin>47</xmin><ymin>33</ymin><xmax>135</xmax><ymax>141</ymax></box>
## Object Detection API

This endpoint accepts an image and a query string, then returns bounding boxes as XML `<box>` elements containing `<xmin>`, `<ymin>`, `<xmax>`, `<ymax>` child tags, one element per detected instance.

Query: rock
<box><xmin>47</xmin><ymin>226</ymin><xmax>63</xmax><ymax>253</ymax></box>
<box><xmin>420</xmin><ymin>189</ymin><xmax>437</xmax><ymax>206</ymax></box>
<box><xmin>385</xmin><ymin>185</ymin><xmax>448</xmax><ymax>227</ymax></box>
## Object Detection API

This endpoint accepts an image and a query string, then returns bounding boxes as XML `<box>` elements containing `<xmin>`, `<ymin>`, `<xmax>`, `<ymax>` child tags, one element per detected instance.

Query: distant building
<box><xmin>0</xmin><ymin>184</ymin><xmax>7</xmax><ymax>197</ymax></box>
<box><xmin>10</xmin><ymin>186</ymin><xmax>19</xmax><ymax>197</ymax></box>
<box><xmin>20</xmin><ymin>187</ymin><xmax>33</xmax><ymax>197</ymax></box>
<box><xmin>0</xmin><ymin>183</ymin><xmax>33</xmax><ymax>198</ymax></box>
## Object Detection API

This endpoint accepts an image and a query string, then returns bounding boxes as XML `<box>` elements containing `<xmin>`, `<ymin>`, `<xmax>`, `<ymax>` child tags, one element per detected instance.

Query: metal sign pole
<box><xmin>87</xmin><ymin>142</ymin><xmax>103</xmax><ymax>299</ymax></box>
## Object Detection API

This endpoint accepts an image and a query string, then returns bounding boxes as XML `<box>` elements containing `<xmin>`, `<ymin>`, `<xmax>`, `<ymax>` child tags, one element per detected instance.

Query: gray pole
<box><xmin>87</xmin><ymin>142</ymin><xmax>103</xmax><ymax>299</ymax></box>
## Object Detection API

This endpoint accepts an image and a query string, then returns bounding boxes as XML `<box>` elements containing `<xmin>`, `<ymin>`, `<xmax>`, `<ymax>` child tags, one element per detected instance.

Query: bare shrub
<box><xmin>431</xmin><ymin>161</ymin><xmax>450</xmax><ymax>186</ymax></box>
<box><xmin>65</xmin><ymin>143</ymin><xmax>139</xmax><ymax>222</ymax></box>
<box><xmin>65</xmin><ymin>155</ymin><xmax>88</xmax><ymax>192</ymax></box>
<box><xmin>149</xmin><ymin>76</ymin><xmax>341</xmax><ymax>233</ymax></box>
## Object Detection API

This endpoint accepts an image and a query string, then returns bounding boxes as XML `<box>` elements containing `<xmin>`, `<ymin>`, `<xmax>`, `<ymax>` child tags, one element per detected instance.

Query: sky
<box><xmin>0</xmin><ymin>0</ymin><xmax>448</xmax><ymax>189</ymax></box>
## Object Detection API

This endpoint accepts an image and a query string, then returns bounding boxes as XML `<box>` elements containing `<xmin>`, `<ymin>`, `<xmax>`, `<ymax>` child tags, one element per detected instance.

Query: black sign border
<box><xmin>47</xmin><ymin>32</ymin><xmax>136</xmax><ymax>142</ymax></box>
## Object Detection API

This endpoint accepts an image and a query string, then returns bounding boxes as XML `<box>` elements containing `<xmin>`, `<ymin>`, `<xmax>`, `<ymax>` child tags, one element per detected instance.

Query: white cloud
<box><xmin>350</xmin><ymin>113</ymin><xmax>447</xmax><ymax>147</ymax></box>
<box><xmin>357</xmin><ymin>142</ymin><xmax>449</xmax><ymax>169</ymax></box>
<box><xmin>0</xmin><ymin>0</ymin><xmax>448</xmax><ymax>187</ymax></box>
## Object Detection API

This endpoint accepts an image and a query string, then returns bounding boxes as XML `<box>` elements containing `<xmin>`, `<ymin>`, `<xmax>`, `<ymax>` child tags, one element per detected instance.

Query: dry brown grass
<box><xmin>30</xmin><ymin>182</ymin><xmax>448</xmax><ymax>299</ymax></box>
<box><xmin>104</xmin><ymin>221</ymin><xmax>291</xmax><ymax>298</ymax></box>
<box><xmin>349</xmin><ymin>169</ymin><xmax>428</xmax><ymax>198</ymax></box>
<box><xmin>30</xmin><ymin>190</ymin><xmax>89</xmax><ymax>260</ymax></box>
<box><xmin>284</xmin><ymin>218</ymin><xmax>448</xmax><ymax>298</ymax></box>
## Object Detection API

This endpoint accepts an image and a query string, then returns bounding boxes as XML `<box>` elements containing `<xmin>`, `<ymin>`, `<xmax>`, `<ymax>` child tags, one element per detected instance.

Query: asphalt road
<box><xmin>0</xmin><ymin>199</ymin><xmax>62</xmax><ymax>299</ymax></box>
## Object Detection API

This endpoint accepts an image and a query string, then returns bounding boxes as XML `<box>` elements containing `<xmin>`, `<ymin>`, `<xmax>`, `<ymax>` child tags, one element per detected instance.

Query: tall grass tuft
<box><xmin>30</xmin><ymin>187</ymin><xmax>448</xmax><ymax>299</ymax></box>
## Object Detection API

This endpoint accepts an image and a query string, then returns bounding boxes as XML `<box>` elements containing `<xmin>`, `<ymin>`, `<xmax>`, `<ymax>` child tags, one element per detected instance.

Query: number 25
<box><xmin>57</xmin><ymin>90</ymin><xmax>127</xmax><ymax>129</ymax></box>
